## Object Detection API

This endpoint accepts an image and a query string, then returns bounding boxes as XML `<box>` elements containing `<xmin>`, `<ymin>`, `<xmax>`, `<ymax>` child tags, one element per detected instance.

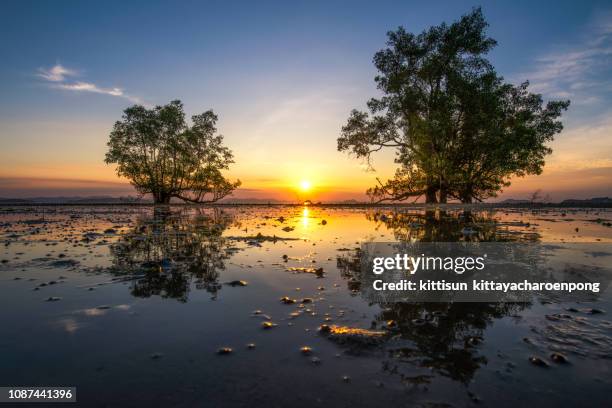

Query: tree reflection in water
<box><xmin>337</xmin><ymin>209</ymin><xmax>531</xmax><ymax>385</ymax></box>
<box><xmin>109</xmin><ymin>207</ymin><xmax>234</xmax><ymax>302</ymax></box>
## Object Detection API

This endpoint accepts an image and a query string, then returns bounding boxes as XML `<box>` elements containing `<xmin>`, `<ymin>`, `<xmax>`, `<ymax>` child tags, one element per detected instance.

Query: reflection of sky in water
<box><xmin>0</xmin><ymin>206</ymin><xmax>611</xmax><ymax>407</ymax></box>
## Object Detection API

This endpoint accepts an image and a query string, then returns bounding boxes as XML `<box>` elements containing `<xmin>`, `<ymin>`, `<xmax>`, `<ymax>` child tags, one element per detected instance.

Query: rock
<box><xmin>465</xmin><ymin>336</ymin><xmax>483</xmax><ymax>347</ymax></box>
<box><xmin>261</xmin><ymin>321</ymin><xmax>277</xmax><ymax>329</ymax></box>
<box><xmin>310</xmin><ymin>357</ymin><xmax>321</xmax><ymax>365</ymax></box>
<box><xmin>342</xmin><ymin>375</ymin><xmax>351</xmax><ymax>383</ymax></box>
<box><xmin>150</xmin><ymin>352</ymin><xmax>163</xmax><ymax>360</ymax></box>
<box><xmin>280</xmin><ymin>296</ymin><xmax>296</xmax><ymax>304</ymax></box>
<box><xmin>319</xmin><ymin>324</ymin><xmax>387</xmax><ymax>346</ymax></box>
<box><xmin>550</xmin><ymin>352</ymin><xmax>568</xmax><ymax>364</ymax></box>
<box><xmin>300</xmin><ymin>346</ymin><xmax>313</xmax><ymax>355</ymax></box>
<box><xmin>217</xmin><ymin>347</ymin><xmax>233</xmax><ymax>355</ymax></box>
<box><xmin>246</xmin><ymin>343</ymin><xmax>256</xmax><ymax>350</ymax></box>
<box><xmin>225</xmin><ymin>280</ymin><xmax>248</xmax><ymax>287</ymax></box>
<box><xmin>45</xmin><ymin>296</ymin><xmax>62</xmax><ymax>302</ymax></box>
<box><xmin>318</xmin><ymin>324</ymin><xmax>331</xmax><ymax>334</ymax></box>
<box><xmin>529</xmin><ymin>356</ymin><xmax>549</xmax><ymax>367</ymax></box>
<box><xmin>385</xmin><ymin>320</ymin><xmax>398</xmax><ymax>329</ymax></box>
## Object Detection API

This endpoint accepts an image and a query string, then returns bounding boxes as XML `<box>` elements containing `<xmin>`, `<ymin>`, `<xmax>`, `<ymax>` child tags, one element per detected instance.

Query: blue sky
<box><xmin>1</xmin><ymin>0</ymin><xmax>611</xmax><ymax>200</ymax></box>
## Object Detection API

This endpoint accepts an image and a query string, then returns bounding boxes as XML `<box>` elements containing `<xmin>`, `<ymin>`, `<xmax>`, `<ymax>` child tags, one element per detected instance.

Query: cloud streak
<box><xmin>37</xmin><ymin>64</ymin><xmax>77</xmax><ymax>82</ymax></box>
<box><xmin>38</xmin><ymin>63</ymin><xmax>143</xmax><ymax>104</ymax></box>
<box><xmin>516</xmin><ymin>15</ymin><xmax>612</xmax><ymax>103</ymax></box>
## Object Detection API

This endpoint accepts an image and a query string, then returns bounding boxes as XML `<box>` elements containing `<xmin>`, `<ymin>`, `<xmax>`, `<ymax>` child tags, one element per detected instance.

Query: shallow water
<box><xmin>1</xmin><ymin>205</ymin><xmax>612</xmax><ymax>407</ymax></box>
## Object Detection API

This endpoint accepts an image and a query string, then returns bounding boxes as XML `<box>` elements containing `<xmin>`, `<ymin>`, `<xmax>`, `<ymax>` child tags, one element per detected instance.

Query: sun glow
<box><xmin>300</xmin><ymin>180</ymin><xmax>312</xmax><ymax>191</ymax></box>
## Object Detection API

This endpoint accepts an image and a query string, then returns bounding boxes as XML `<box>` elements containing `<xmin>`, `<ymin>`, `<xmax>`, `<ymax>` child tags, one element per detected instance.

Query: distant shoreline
<box><xmin>1</xmin><ymin>202</ymin><xmax>611</xmax><ymax>209</ymax></box>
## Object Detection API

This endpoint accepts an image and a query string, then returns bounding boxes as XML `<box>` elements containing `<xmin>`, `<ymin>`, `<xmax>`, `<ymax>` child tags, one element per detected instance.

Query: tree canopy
<box><xmin>338</xmin><ymin>8</ymin><xmax>569</xmax><ymax>203</ymax></box>
<box><xmin>105</xmin><ymin>100</ymin><xmax>240</xmax><ymax>204</ymax></box>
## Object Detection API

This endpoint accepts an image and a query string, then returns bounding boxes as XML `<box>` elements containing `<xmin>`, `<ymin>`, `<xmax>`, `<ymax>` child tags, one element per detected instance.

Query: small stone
<box><xmin>300</xmin><ymin>346</ymin><xmax>313</xmax><ymax>355</ymax></box>
<box><xmin>529</xmin><ymin>356</ymin><xmax>549</xmax><ymax>367</ymax></box>
<box><xmin>217</xmin><ymin>347</ymin><xmax>233</xmax><ymax>355</ymax></box>
<box><xmin>310</xmin><ymin>357</ymin><xmax>321</xmax><ymax>365</ymax></box>
<box><xmin>45</xmin><ymin>296</ymin><xmax>62</xmax><ymax>302</ymax></box>
<box><xmin>318</xmin><ymin>324</ymin><xmax>331</xmax><ymax>333</ymax></box>
<box><xmin>465</xmin><ymin>336</ymin><xmax>482</xmax><ymax>347</ymax></box>
<box><xmin>150</xmin><ymin>352</ymin><xmax>163</xmax><ymax>360</ymax></box>
<box><xmin>280</xmin><ymin>296</ymin><xmax>296</xmax><ymax>304</ymax></box>
<box><xmin>226</xmin><ymin>280</ymin><xmax>248</xmax><ymax>287</ymax></box>
<box><xmin>385</xmin><ymin>320</ymin><xmax>397</xmax><ymax>329</ymax></box>
<box><xmin>246</xmin><ymin>343</ymin><xmax>256</xmax><ymax>350</ymax></box>
<box><xmin>261</xmin><ymin>321</ymin><xmax>277</xmax><ymax>329</ymax></box>
<box><xmin>342</xmin><ymin>375</ymin><xmax>351</xmax><ymax>383</ymax></box>
<box><xmin>550</xmin><ymin>352</ymin><xmax>568</xmax><ymax>364</ymax></box>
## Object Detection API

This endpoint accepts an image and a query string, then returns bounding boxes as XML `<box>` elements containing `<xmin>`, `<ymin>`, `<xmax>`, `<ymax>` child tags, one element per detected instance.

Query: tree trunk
<box><xmin>439</xmin><ymin>188</ymin><xmax>448</xmax><ymax>204</ymax></box>
<box><xmin>425</xmin><ymin>185</ymin><xmax>438</xmax><ymax>204</ymax></box>
<box><xmin>153</xmin><ymin>192</ymin><xmax>171</xmax><ymax>205</ymax></box>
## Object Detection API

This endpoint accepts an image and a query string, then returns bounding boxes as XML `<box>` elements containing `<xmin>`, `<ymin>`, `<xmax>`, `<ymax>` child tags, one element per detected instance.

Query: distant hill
<box><xmin>1</xmin><ymin>195</ymin><xmax>611</xmax><ymax>207</ymax></box>
<box><xmin>561</xmin><ymin>197</ymin><xmax>612</xmax><ymax>205</ymax></box>
<box><xmin>0</xmin><ymin>196</ymin><xmax>147</xmax><ymax>204</ymax></box>
<box><xmin>499</xmin><ymin>198</ymin><xmax>532</xmax><ymax>204</ymax></box>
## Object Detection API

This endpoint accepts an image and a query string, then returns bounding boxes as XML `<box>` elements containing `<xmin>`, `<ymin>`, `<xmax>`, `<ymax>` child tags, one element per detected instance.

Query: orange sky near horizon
<box><xmin>2</xmin><ymin>110</ymin><xmax>612</xmax><ymax>202</ymax></box>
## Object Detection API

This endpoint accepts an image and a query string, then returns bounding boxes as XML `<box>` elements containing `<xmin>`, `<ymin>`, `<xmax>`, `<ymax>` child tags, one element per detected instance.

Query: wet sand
<box><xmin>1</xmin><ymin>205</ymin><xmax>611</xmax><ymax>407</ymax></box>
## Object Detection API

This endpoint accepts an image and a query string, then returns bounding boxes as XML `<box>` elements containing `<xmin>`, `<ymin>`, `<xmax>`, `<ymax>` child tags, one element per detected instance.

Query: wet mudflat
<box><xmin>1</xmin><ymin>205</ymin><xmax>612</xmax><ymax>407</ymax></box>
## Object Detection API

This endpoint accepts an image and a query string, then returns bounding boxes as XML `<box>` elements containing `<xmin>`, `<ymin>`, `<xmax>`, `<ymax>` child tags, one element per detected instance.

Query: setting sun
<box><xmin>300</xmin><ymin>180</ymin><xmax>312</xmax><ymax>191</ymax></box>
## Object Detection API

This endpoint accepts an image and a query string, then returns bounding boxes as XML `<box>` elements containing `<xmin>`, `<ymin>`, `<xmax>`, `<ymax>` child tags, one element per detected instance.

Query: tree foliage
<box><xmin>338</xmin><ymin>8</ymin><xmax>569</xmax><ymax>203</ymax></box>
<box><xmin>105</xmin><ymin>100</ymin><xmax>240</xmax><ymax>204</ymax></box>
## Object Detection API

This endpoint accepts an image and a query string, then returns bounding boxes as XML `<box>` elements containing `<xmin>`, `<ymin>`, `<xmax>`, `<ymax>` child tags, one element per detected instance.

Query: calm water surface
<box><xmin>1</xmin><ymin>206</ymin><xmax>611</xmax><ymax>407</ymax></box>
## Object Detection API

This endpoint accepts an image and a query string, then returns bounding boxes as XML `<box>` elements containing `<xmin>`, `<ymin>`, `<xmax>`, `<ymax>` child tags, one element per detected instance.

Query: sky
<box><xmin>0</xmin><ymin>0</ymin><xmax>611</xmax><ymax>202</ymax></box>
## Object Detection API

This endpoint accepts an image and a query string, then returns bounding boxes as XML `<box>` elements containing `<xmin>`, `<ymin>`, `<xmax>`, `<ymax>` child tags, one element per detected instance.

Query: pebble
<box><xmin>319</xmin><ymin>324</ymin><xmax>331</xmax><ymax>333</ymax></box>
<box><xmin>529</xmin><ymin>356</ymin><xmax>549</xmax><ymax>367</ymax></box>
<box><xmin>550</xmin><ymin>352</ymin><xmax>568</xmax><ymax>364</ymax></box>
<box><xmin>226</xmin><ymin>280</ymin><xmax>248</xmax><ymax>287</ymax></box>
<box><xmin>261</xmin><ymin>321</ymin><xmax>277</xmax><ymax>329</ymax></box>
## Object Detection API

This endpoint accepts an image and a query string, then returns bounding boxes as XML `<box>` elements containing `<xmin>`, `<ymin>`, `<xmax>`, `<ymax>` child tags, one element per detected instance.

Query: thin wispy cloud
<box><xmin>518</xmin><ymin>15</ymin><xmax>612</xmax><ymax>103</ymax></box>
<box><xmin>37</xmin><ymin>64</ymin><xmax>77</xmax><ymax>82</ymax></box>
<box><xmin>37</xmin><ymin>63</ymin><xmax>143</xmax><ymax>104</ymax></box>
